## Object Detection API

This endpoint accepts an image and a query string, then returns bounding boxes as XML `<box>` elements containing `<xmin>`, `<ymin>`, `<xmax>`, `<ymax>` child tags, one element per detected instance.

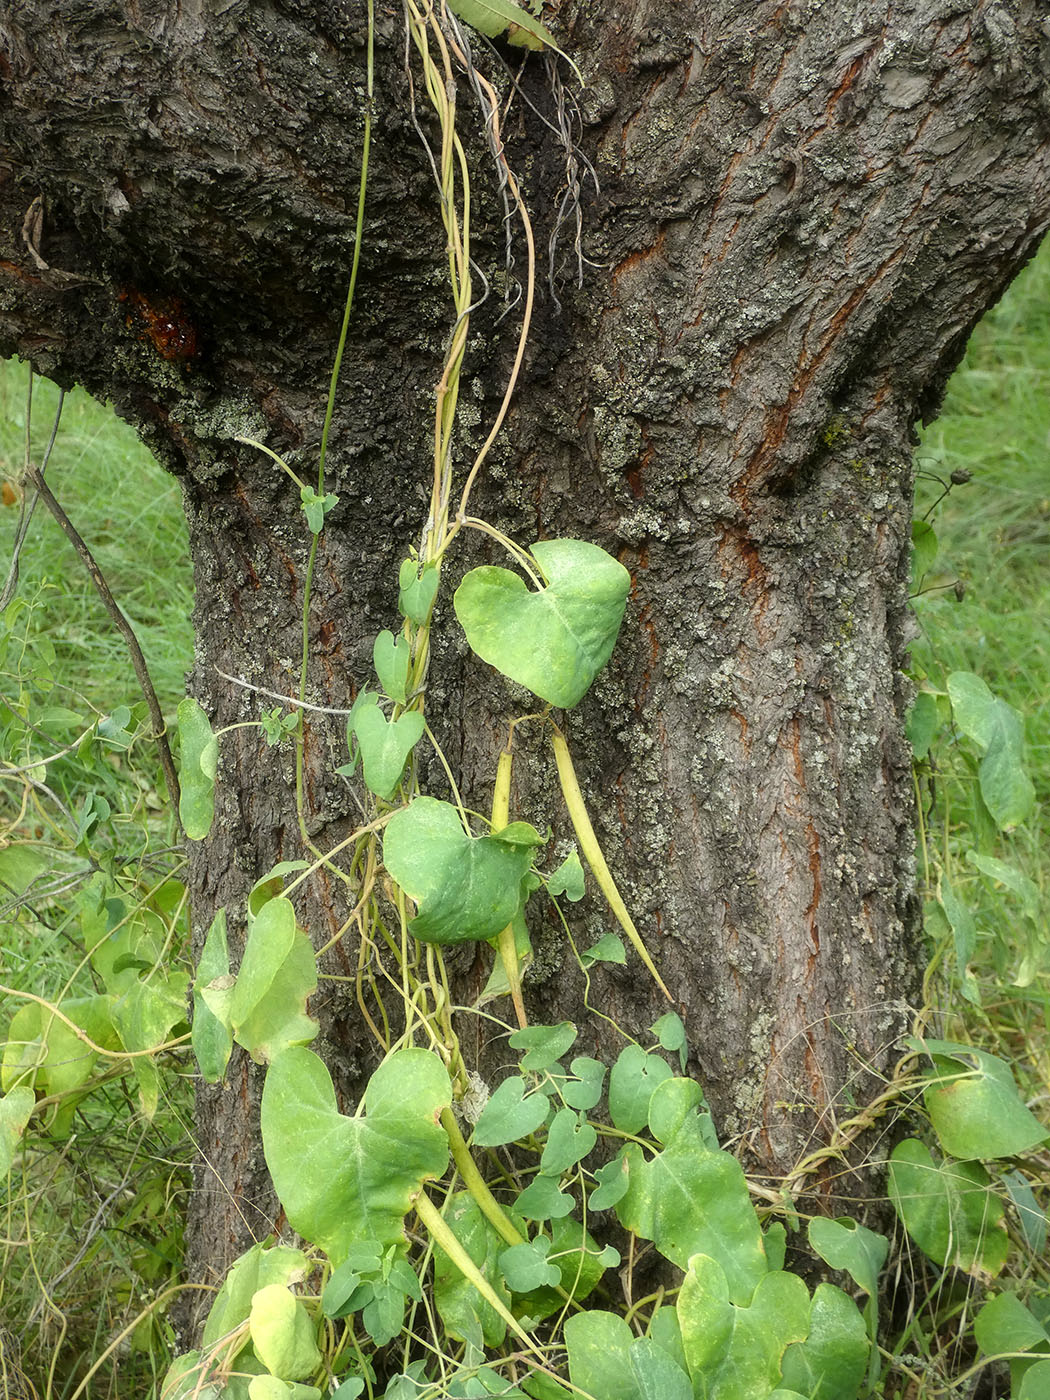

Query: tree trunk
<box><xmin>2</xmin><ymin>0</ymin><xmax>1048</xmax><ymax>1322</ymax></box>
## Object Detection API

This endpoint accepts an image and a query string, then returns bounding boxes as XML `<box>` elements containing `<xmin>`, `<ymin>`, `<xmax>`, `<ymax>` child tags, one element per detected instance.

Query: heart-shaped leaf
<box><xmin>454</xmin><ymin>539</ymin><xmax>630</xmax><ymax>709</ymax></box>
<box><xmin>383</xmin><ymin>797</ymin><xmax>539</xmax><ymax>945</ymax></box>
<box><xmin>509</xmin><ymin>1021</ymin><xmax>578</xmax><ymax>1073</ymax></box>
<box><xmin>177</xmin><ymin>697</ymin><xmax>218</xmax><ymax>840</ymax></box>
<box><xmin>373</xmin><ymin>630</ymin><xmax>411</xmax><ymax>704</ymax></box>
<box><xmin>678</xmin><ymin>1258</ymin><xmax>811</xmax><ymax>1397</ymax></box>
<box><xmin>564</xmin><ymin>1311</ymin><xmax>692</xmax><ymax>1400</ymax></box>
<box><xmin>261</xmin><ymin>1046</ymin><xmax>451</xmax><ymax>1264</ymax></box>
<box><xmin>472</xmin><ymin>1076</ymin><xmax>550</xmax><ymax>1148</ymax></box>
<box><xmin>230</xmin><ymin>898</ymin><xmax>318</xmax><ymax>1064</ymax></box>
<box><xmin>352</xmin><ymin>704</ymin><xmax>426</xmax><ymax>800</ymax></box>
<box><xmin>780</xmin><ymin>1283</ymin><xmax>869</xmax><ymax>1400</ymax></box>
<box><xmin>203</xmin><ymin>1241</ymin><xmax>311</xmax><ymax>1352</ymax></box>
<box><xmin>540</xmin><ymin>1108</ymin><xmax>597</xmax><ymax>1176</ymax></box>
<box><xmin>398</xmin><ymin>559</ymin><xmax>440</xmax><ymax>625</ymax></box>
<box><xmin>888</xmin><ymin>1138</ymin><xmax>1008</xmax><ymax>1277</ymax></box>
<box><xmin>918</xmin><ymin>1039</ymin><xmax>1048</xmax><ymax>1159</ymax></box>
<box><xmin>616</xmin><ymin>1115</ymin><xmax>769</xmax><ymax>1300</ymax></box>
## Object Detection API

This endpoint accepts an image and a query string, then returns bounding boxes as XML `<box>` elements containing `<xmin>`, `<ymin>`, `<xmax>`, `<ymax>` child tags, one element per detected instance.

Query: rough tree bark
<box><xmin>1</xmin><ymin>0</ymin><xmax>1048</xmax><ymax>1315</ymax></box>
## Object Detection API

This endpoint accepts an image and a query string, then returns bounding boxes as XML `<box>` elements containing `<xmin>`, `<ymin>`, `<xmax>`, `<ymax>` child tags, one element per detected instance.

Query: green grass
<box><xmin>0</xmin><ymin>360</ymin><xmax>193</xmax><ymax>716</ymax></box>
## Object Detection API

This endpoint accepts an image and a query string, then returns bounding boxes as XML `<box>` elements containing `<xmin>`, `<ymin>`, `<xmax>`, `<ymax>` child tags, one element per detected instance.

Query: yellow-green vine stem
<box><xmin>440</xmin><ymin>1107</ymin><xmax>524</xmax><ymax>1248</ymax></box>
<box><xmin>550</xmin><ymin>726</ymin><xmax>672</xmax><ymax>1001</ymax></box>
<box><xmin>414</xmin><ymin>1190</ymin><xmax>543</xmax><ymax>1359</ymax></box>
<box><xmin>491</xmin><ymin>747</ymin><xmax>528</xmax><ymax>1029</ymax></box>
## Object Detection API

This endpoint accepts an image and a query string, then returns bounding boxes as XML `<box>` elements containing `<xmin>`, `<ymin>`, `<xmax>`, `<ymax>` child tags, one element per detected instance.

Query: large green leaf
<box><xmin>615</xmin><ymin>1114</ymin><xmax>768</xmax><ymax>1300</ymax></box>
<box><xmin>383</xmin><ymin>797</ymin><xmax>541</xmax><ymax>945</ymax></box>
<box><xmin>779</xmin><ymin>1283</ymin><xmax>869</xmax><ymax>1400</ymax></box>
<box><xmin>947</xmin><ymin>672</ymin><xmax>1035</xmax><ymax>828</ymax></box>
<box><xmin>677</xmin><ymin>1257</ymin><xmax>810</xmax><ymax>1399</ymax></box>
<box><xmin>888</xmin><ymin>1139</ymin><xmax>1008</xmax><ymax>1277</ymax></box>
<box><xmin>261</xmin><ymin>1047</ymin><xmax>451</xmax><ymax>1264</ymax></box>
<box><xmin>564</xmin><ymin>1311</ymin><xmax>692</xmax><ymax>1400</ymax></box>
<box><xmin>453</xmin><ymin>539</ymin><xmax>630</xmax><ymax>709</ymax></box>
<box><xmin>919</xmin><ymin>1039</ymin><xmax>1048</xmax><ymax>1159</ymax></box>
<box><xmin>177</xmin><ymin>696</ymin><xmax>218</xmax><ymax>840</ymax></box>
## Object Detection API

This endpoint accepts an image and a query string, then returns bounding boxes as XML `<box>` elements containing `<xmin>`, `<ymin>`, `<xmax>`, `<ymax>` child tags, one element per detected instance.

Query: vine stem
<box><xmin>440</xmin><ymin>1107</ymin><xmax>524</xmax><ymax>1247</ymax></box>
<box><xmin>550</xmin><ymin>726</ymin><xmax>671</xmax><ymax>1001</ymax></box>
<box><xmin>491</xmin><ymin>747</ymin><xmax>528</xmax><ymax>1029</ymax></box>
<box><xmin>414</xmin><ymin>1190</ymin><xmax>543</xmax><ymax>1359</ymax></box>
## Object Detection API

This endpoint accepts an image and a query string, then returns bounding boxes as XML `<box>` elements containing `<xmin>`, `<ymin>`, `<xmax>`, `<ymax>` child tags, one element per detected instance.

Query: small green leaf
<box><xmin>249</xmin><ymin>1284</ymin><xmax>322</xmax><ymax>1381</ymax></box>
<box><xmin>540</xmin><ymin>1108</ymin><xmax>597</xmax><ymax>1176</ymax></box>
<box><xmin>202</xmin><ymin>1242</ymin><xmax>311</xmax><ymax>1352</ymax></box>
<box><xmin>580</xmin><ymin>932</ymin><xmax>626</xmax><ymax>966</ymax></box>
<box><xmin>352</xmin><ymin>705</ymin><xmax>426</xmax><ymax>800</ymax></box>
<box><xmin>646</xmin><ymin>1077</ymin><xmax>711</xmax><ymax>1147</ymax></box>
<box><xmin>564</xmin><ymin>1311</ymin><xmax>692</xmax><ymax>1400</ymax></box>
<box><xmin>373</xmin><ymin>630</ymin><xmax>411</xmax><ymax>704</ymax></box>
<box><xmin>230</xmin><ymin>899</ymin><xmax>318</xmax><ymax>1064</ymax></box>
<box><xmin>509</xmin><ymin>1021</ymin><xmax>577</xmax><ymax>1072</ymax></box>
<box><xmin>472</xmin><ymin>1076</ymin><xmax>550</xmax><ymax>1148</ymax></box>
<box><xmin>454</xmin><ymin>539</ymin><xmax>630</xmax><ymax>709</ymax></box>
<box><xmin>888</xmin><ymin>1138</ymin><xmax>1008</xmax><ymax>1276</ymax></box>
<box><xmin>383</xmin><ymin>798</ymin><xmax>537</xmax><ymax>945</ymax></box>
<box><xmin>607</xmin><ymin>1044</ymin><xmax>672</xmax><ymax>1134</ymax></box>
<box><xmin>398</xmin><ymin>559</ymin><xmax>440</xmax><ymax>625</ymax></box>
<box><xmin>447</xmin><ymin>0</ymin><xmax>574</xmax><ymax>65</ymax></box>
<box><xmin>589</xmin><ymin>1153</ymin><xmax>629</xmax><ymax>1211</ymax></box>
<box><xmin>548</xmin><ymin>851</ymin><xmax>585</xmax><ymax>901</ymax></box>
<box><xmin>807</xmin><ymin>1217</ymin><xmax>888</xmax><ymax>1301</ymax></box>
<box><xmin>501</xmin><ymin>1237</ymin><xmax>561</xmax><ymax>1293</ymax></box>
<box><xmin>651</xmin><ymin>1013</ymin><xmax>687</xmax><ymax>1071</ymax></box>
<box><xmin>192</xmin><ymin>908</ymin><xmax>233</xmax><ymax>1084</ymax></box>
<box><xmin>300</xmin><ymin>486</ymin><xmax>338</xmax><ymax>534</ymax></box>
<box><xmin>918</xmin><ymin>1039</ymin><xmax>1048</xmax><ymax>1159</ymax></box>
<box><xmin>515</xmin><ymin>1176</ymin><xmax>574</xmax><ymax>1220</ymax></box>
<box><xmin>177</xmin><ymin>697</ymin><xmax>218</xmax><ymax>840</ymax></box>
<box><xmin>561</xmin><ymin>1057</ymin><xmax>606</xmax><ymax>1112</ymax></box>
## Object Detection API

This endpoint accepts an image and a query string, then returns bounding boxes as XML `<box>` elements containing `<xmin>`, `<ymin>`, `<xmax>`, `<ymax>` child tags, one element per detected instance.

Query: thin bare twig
<box><xmin>23</xmin><ymin>464</ymin><xmax>181</xmax><ymax>815</ymax></box>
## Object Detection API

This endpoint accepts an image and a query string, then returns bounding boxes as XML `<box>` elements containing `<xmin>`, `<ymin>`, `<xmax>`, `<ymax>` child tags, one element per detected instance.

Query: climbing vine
<box><xmin>1</xmin><ymin>4</ymin><xmax>1047</xmax><ymax>1399</ymax></box>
